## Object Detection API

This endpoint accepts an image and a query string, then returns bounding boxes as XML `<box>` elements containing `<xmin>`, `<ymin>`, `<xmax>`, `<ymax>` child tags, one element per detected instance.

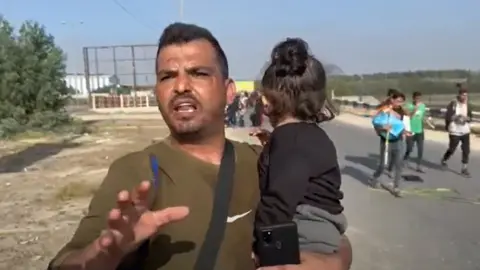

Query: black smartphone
<box><xmin>254</xmin><ymin>222</ymin><xmax>300</xmax><ymax>267</ymax></box>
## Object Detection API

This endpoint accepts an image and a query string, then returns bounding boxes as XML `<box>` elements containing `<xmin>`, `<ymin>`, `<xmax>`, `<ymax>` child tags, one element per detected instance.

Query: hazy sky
<box><xmin>2</xmin><ymin>0</ymin><xmax>480</xmax><ymax>81</ymax></box>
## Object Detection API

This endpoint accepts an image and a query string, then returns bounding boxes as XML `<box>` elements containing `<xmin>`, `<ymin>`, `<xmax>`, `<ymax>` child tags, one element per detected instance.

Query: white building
<box><xmin>64</xmin><ymin>74</ymin><xmax>112</xmax><ymax>97</ymax></box>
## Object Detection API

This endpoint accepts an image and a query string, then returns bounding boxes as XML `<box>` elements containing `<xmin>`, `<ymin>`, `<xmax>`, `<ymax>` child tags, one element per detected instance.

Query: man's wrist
<box><xmin>58</xmin><ymin>239</ymin><xmax>124</xmax><ymax>270</ymax></box>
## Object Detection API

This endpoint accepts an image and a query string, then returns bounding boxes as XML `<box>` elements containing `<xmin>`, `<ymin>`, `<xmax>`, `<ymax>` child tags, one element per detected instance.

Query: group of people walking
<box><xmin>225</xmin><ymin>91</ymin><xmax>264</xmax><ymax>127</ymax></box>
<box><xmin>371</xmin><ymin>85</ymin><xmax>473</xmax><ymax>197</ymax></box>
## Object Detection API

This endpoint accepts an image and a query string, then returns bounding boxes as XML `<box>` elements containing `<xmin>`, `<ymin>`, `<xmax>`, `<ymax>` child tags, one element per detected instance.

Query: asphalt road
<box><xmin>321</xmin><ymin>121</ymin><xmax>480</xmax><ymax>270</ymax></box>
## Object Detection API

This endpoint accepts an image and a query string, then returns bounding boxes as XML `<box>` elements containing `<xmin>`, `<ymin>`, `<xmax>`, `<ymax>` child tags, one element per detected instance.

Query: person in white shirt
<box><xmin>237</xmin><ymin>92</ymin><xmax>249</xmax><ymax>127</ymax></box>
<box><xmin>441</xmin><ymin>87</ymin><xmax>472</xmax><ymax>177</ymax></box>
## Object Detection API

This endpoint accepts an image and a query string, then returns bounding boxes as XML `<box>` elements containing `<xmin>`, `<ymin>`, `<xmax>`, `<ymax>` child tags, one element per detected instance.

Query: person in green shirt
<box><xmin>48</xmin><ymin>23</ymin><xmax>352</xmax><ymax>270</ymax></box>
<box><xmin>403</xmin><ymin>91</ymin><xmax>428</xmax><ymax>172</ymax></box>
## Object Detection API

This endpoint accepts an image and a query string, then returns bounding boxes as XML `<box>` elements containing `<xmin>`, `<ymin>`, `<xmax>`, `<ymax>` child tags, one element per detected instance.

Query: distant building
<box><xmin>64</xmin><ymin>74</ymin><xmax>112</xmax><ymax>97</ymax></box>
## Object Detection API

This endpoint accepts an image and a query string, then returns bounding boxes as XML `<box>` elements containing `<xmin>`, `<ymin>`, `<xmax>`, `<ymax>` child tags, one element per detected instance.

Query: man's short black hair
<box><xmin>155</xmin><ymin>22</ymin><xmax>229</xmax><ymax>79</ymax></box>
<box><xmin>387</xmin><ymin>88</ymin><xmax>396</xmax><ymax>97</ymax></box>
<box><xmin>412</xmin><ymin>91</ymin><xmax>422</xmax><ymax>98</ymax></box>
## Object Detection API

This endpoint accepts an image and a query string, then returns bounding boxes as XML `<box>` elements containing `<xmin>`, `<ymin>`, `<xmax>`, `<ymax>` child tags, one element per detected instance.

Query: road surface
<box><xmin>326</xmin><ymin>120</ymin><xmax>480</xmax><ymax>270</ymax></box>
<box><xmin>229</xmin><ymin>116</ymin><xmax>480</xmax><ymax>270</ymax></box>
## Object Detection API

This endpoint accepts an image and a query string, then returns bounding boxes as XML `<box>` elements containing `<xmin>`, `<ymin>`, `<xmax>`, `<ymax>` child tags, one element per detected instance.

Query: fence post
<box><xmin>83</xmin><ymin>47</ymin><xmax>92</xmax><ymax>108</ymax></box>
<box><xmin>146</xmin><ymin>95</ymin><xmax>149</xmax><ymax>107</ymax></box>
<box><xmin>120</xmin><ymin>95</ymin><xmax>124</xmax><ymax>108</ymax></box>
<box><xmin>92</xmin><ymin>94</ymin><xmax>96</xmax><ymax>110</ymax></box>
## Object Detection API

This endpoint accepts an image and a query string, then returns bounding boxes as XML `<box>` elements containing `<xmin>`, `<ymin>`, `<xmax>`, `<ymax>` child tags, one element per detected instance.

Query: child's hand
<box><xmin>249</xmin><ymin>129</ymin><xmax>270</xmax><ymax>146</ymax></box>
<box><xmin>382</xmin><ymin>124</ymin><xmax>391</xmax><ymax>131</ymax></box>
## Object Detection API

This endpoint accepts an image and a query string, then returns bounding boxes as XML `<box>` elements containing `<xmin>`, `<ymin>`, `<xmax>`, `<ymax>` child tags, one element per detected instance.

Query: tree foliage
<box><xmin>327</xmin><ymin>69</ymin><xmax>480</xmax><ymax>98</ymax></box>
<box><xmin>0</xmin><ymin>16</ymin><xmax>71</xmax><ymax>138</ymax></box>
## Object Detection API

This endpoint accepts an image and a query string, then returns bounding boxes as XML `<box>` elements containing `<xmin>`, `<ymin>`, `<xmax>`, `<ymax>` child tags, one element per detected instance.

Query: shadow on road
<box><xmin>343</xmin><ymin>153</ymin><xmax>428</xmax><ymax>185</ymax></box>
<box><xmin>0</xmin><ymin>140</ymin><xmax>82</xmax><ymax>173</ymax></box>
<box><xmin>340</xmin><ymin>165</ymin><xmax>372</xmax><ymax>186</ymax></box>
<box><xmin>344</xmin><ymin>154</ymin><xmax>378</xmax><ymax>171</ymax></box>
<box><xmin>346</xmin><ymin>153</ymin><xmax>445</xmax><ymax>171</ymax></box>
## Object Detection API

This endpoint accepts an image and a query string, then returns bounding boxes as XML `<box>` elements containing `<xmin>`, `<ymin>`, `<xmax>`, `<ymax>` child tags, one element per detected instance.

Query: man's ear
<box><xmin>225</xmin><ymin>79</ymin><xmax>237</xmax><ymax>104</ymax></box>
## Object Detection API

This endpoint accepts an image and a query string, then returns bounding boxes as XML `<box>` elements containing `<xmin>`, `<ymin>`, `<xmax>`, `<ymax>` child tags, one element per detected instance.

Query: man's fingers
<box><xmin>107</xmin><ymin>208</ymin><xmax>130</xmax><ymax>233</ymax></box>
<box><xmin>131</xmin><ymin>181</ymin><xmax>151</xmax><ymax>209</ymax></box>
<box><xmin>98</xmin><ymin>230</ymin><xmax>115</xmax><ymax>249</ymax></box>
<box><xmin>151</xmin><ymin>206</ymin><xmax>189</xmax><ymax>227</ymax></box>
<box><xmin>136</xmin><ymin>181</ymin><xmax>151</xmax><ymax>203</ymax></box>
<box><xmin>117</xmin><ymin>190</ymin><xmax>133</xmax><ymax>210</ymax></box>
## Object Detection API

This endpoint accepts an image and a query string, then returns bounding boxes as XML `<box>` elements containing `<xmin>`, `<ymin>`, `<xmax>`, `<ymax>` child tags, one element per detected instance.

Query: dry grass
<box><xmin>0</xmin><ymin>117</ymin><xmax>170</xmax><ymax>270</ymax></box>
<box><xmin>53</xmin><ymin>181</ymin><xmax>98</xmax><ymax>202</ymax></box>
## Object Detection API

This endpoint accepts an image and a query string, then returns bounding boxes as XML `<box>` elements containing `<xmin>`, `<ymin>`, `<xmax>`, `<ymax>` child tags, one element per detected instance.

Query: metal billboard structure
<box><xmin>82</xmin><ymin>44</ymin><xmax>158</xmax><ymax>106</ymax></box>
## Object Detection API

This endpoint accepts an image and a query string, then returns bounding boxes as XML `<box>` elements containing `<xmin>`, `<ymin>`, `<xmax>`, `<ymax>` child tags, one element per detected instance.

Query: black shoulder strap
<box><xmin>193</xmin><ymin>139</ymin><xmax>236</xmax><ymax>270</ymax></box>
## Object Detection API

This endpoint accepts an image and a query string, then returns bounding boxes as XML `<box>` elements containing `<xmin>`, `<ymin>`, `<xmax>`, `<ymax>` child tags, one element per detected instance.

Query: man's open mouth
<box><xmin>174</xmin><ymin>102</ymin><xmax>197</xmax><ymax>113</ymax></box>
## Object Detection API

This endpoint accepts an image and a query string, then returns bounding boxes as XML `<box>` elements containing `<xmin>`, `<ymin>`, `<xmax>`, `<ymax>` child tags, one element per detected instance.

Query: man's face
<box><xmin>458</xmin><ymin>92</ymin><xmax>468</xmax><ymax>103</ymax></box>
<box><xmin>155</xmin><ymin>40</ymin><xmax>235</xmax><ymax>136</ymax></box>
<box><xmin>413</xmin><ymin>95</ymin><xmax>421</xmax><ymax>104</ymax></box>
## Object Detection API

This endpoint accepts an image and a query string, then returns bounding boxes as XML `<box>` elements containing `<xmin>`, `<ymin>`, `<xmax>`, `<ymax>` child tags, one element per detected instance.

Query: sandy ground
<box><xmin>0</xmin><ymin>118</ymin><xmax>171</xmax><ymax>270</ymax></box>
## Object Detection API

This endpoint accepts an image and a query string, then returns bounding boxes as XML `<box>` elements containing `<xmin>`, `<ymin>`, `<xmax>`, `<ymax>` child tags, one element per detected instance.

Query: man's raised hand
<box><xmin>97</xmin><ymin>181</ymin><xmax>189</xmax><ymax>255</ymax></box>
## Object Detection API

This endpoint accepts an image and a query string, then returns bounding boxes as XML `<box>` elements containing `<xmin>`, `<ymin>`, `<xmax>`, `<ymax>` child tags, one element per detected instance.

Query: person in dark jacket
<box><xmin>441</xmin><ymin>87</ymin><xmax>472</xmax><ymax>177</ymax></box>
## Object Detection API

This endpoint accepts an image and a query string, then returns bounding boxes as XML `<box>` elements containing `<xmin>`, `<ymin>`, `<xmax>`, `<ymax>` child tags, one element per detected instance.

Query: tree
<box><xmin>0</xmin><ymin>17</ymin><xmax>71</xmax><ymax>137</ymax></box>
<box><xmin>328</xmin><ymin>69</ymin><xmax>480</xmax><ymax>97</ymax></box>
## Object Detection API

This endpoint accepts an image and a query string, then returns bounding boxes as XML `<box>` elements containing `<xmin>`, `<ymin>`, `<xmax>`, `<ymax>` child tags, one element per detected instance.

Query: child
<box><xmin>370</xmin><ymin>90</ymin><xmax>407</xmax><ymax>197</ymax></box>
<box><xmin>254</xmin><ymin>38</ymin><xmax>346</xmax><ymax>255</ymax></box>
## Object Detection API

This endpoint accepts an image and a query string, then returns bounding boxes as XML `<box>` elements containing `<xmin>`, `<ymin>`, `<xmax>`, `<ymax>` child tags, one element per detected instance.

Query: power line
<box><xmin>111</xmin><ymin>0</ymin><xmax>156</xmax><ymax>31</ymax></box>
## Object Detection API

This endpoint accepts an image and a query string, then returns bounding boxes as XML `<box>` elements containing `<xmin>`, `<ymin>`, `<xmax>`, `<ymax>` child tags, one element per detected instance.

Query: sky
<box><xmin>1</xmin><ymin>0</ymin><xmax>480</xmax><ymax>83</ymax></box>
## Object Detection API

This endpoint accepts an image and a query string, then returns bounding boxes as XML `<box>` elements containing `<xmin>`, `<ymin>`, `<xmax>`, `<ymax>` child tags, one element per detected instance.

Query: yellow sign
<box><xmin>235</xmin><ymin>80</ymin><xmax>255</xmax><ymax>92</ymax></box>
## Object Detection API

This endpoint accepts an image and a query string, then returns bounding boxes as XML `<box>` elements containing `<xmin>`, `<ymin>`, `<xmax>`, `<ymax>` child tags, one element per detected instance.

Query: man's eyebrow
<box><xmin>156</xmin><ymin>66</ymin><xmax>216</xmax><ymax>76</ymax></box>
<box><xmin>185</xmin><ymin>66</ymin><xmax>215</xmax><ymax>72</ymax></box>
<box><xmin>156</xmin><ymin>69</ymin><xmax>177</xmax><ymax>76</ymax></box>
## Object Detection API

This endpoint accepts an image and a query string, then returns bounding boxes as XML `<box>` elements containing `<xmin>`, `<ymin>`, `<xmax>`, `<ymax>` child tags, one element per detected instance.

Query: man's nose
<box><xmin>174</xmin><ymin>73</ymin><xmax>191</xmax><ymax>93</ymax></box>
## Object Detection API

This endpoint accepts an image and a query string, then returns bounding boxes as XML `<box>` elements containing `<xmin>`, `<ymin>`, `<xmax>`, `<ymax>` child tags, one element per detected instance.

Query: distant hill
<box><xmin>325</xmin><ymin>63</ymin><xmax>344</xmax><ymax>76</ymax></box>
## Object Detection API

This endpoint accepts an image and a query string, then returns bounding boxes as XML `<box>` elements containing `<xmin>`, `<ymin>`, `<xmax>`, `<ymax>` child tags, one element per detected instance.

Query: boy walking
<box><xmin>403</xmin><ymin>92</ymin><xmax>428</xmax><ymax>172</ymax></box>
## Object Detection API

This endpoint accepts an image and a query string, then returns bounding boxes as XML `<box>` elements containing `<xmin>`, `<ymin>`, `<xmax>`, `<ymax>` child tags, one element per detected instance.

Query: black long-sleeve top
<box><xmin>255</xmin><ymin>122</ymin><xmax>344</xmax><ymax>226</ymax></box>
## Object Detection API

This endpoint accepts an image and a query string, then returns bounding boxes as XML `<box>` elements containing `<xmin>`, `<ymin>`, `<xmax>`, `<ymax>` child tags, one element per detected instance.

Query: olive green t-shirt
<box><xmin>49</xmin><ymin>139</ymin><xmax>261</xmax><ymax>270</ymax></box>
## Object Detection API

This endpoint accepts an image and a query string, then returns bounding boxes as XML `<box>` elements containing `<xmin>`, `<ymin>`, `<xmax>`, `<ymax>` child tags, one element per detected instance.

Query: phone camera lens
<box><xmin>262</xmin><ymin>231</ymin><xmax>272</xmax><ymax>243</ymax></box>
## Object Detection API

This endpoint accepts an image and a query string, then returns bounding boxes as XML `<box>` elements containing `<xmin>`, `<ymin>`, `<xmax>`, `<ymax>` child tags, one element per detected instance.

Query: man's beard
<box><xmin>173</xmin><ymin>119</ymin><xmax>203</xmax><ymax>135</ymax></box>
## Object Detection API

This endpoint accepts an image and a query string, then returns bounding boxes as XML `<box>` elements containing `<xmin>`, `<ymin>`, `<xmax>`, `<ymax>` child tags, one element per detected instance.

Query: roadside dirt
<box><xmin>0</xmin><ymin>118</ymin><xmax>170</xmax><ymax>270</ymax></box>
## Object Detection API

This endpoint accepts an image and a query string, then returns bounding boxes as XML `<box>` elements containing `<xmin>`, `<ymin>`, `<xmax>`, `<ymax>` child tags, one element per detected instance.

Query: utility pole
<box><xmin>61</xmin><ymin>21</ymin><xmax>84</xmax><ymax>77</ymax></box>
<box><xmin>61</xmin><ymin>21</ymin><xmax>84</xmax><ymax>95</ymax></box>
<box><xmin>179</xmin><ymin>0</ymin><xmax>184</xmax><ymax>21</ymax></box>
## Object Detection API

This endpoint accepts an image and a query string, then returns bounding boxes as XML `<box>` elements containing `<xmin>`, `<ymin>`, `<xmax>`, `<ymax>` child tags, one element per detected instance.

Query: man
<box><xmin>441</xmin><ymin>88</ymin><xmax>472</xmax><ymax>177</ymax></box>
<box><xmin>226</xmin><ymin>94</ymin><xmax>239</xmax><ymax>126</ymax></box>
<box><xmin>48</xmin><ymin>23</ymin><xmax>352</xmax><ymax>270</ymax></box>
<box><xmin>403</xmin><ymin>92</ymin><xmax>428</xmax><ymax>172</ymax></box>
<box><xmin>237</xmin><ymin>92</ymin><xmax>249</xmax><ymax>127</ymax></box>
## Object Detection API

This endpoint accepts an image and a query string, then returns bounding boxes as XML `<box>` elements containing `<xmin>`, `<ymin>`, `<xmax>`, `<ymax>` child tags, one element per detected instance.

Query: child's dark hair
<box><xmin>377</xmin><ymin>89</ymin><xmax>405</xmax><ymax>109</ymax></box>
<box><xmin>387</xmin><ymin>88</ymin><xmax>396</xmax><ymax>97</ymax></box>
<box><xmin>260</xmin><ymin>38</ymin><xmax>335</xmax><ymax>124</ymax></box>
